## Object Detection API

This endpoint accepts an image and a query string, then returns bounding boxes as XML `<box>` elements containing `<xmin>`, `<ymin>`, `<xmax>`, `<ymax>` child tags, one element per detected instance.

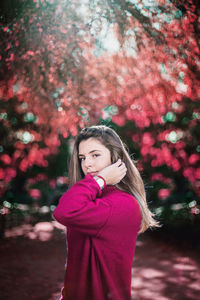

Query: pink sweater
<box><xmin>53</xmin><ymin>174</ymin><xmax>141</xmax><ymax>300</ymax></box>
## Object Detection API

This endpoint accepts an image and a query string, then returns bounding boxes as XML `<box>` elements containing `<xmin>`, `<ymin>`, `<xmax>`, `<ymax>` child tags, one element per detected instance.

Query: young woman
<box><xmin>53</xmin><ymin>125</ymin><xmax>159</xmax><ymax>300</ymax></box>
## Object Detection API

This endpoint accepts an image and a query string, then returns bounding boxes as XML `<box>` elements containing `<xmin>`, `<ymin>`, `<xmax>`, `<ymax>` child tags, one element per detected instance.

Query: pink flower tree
<box><xmin>0</xmin><ymin>0</ymin><xmax>199</xmax><ymax>230</ymax></box>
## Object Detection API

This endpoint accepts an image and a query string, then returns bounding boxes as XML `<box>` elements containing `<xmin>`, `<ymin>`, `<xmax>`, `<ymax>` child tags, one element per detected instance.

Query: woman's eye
<box><xmin>93</xmin><ymin>154</ymin><xmax>100</xmax><ymax>158</ymax></box>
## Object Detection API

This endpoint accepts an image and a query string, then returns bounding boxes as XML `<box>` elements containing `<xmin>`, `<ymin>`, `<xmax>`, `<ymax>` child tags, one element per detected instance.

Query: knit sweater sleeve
<box><xmin>53</xmin><ymin>174</ymin><xmax>112</xmax><ymax>236</ymax></box>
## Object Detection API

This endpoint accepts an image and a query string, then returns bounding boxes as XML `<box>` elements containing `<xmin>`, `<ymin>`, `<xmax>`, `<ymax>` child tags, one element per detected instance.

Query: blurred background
<box><xmin>0</xmin><ymin>0</ymin><xmax>200</xmax><ymax>299</ymax></box>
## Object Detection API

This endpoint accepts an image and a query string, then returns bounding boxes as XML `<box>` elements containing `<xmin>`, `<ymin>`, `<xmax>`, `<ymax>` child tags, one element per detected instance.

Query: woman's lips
<box><xmin>87</xmin><ymin>172</ymin><xmax>97</xmax><ymax>176</ymax></box>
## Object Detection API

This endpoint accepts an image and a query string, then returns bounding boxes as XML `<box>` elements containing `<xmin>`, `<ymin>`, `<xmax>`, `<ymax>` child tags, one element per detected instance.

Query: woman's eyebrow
<box><xmin>78</xmin><ymin>150</ymin><xmax>102</xmax><ymax>156</ymax></box>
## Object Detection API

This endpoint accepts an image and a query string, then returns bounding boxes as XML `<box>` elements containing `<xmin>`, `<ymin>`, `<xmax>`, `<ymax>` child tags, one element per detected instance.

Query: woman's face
<box><xmin>78</xmin><ymin>138</ymin><xmax>112</xmax><ymax>176</ymax></box>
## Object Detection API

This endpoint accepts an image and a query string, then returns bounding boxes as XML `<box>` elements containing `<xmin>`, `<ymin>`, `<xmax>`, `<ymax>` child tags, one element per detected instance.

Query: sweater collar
<box><xmin>103</xmin><ymin>185</ymin><xmax>117</xmax><ymax>192</ymax></box>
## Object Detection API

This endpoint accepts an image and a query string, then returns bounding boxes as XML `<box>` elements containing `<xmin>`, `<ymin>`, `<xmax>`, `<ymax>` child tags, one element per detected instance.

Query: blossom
<box><xmin>158</xmin><ymin>188</ymin><xmax>171</xmax><ymax>200</ymax></box>
<box><xmin>29</xmin><ymin>189</ymin><xmax>41</xmax><ymax>199</ymax></box>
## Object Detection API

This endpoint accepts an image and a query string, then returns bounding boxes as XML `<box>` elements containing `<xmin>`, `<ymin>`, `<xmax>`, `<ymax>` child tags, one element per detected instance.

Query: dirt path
<box><xmin>132</xmin><ymin>235</ymin><xmax>200</xmax><ymax>300</ymax></box>
<box><xmin>0</xmin><ymin>221</ymin><xmax>200</xmax><ymax>300</ymax></box>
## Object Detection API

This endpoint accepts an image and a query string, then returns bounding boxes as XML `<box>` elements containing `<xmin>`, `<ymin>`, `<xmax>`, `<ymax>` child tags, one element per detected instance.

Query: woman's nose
<box><xmin>84</xmin><ymin>157</ymin><xmax>92</xmax><ymax>167</ymax></box>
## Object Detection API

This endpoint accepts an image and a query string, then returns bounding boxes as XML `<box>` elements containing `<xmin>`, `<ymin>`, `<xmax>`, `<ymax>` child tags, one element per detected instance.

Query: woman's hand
<box><xmin>98</xmin><ymin>159</ymin><xmax>127</xmax><ymax>185</ymax></box>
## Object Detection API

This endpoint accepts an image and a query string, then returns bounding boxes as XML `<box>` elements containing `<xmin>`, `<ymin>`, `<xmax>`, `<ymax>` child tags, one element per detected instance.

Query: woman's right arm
<box><xmin>53</xmin><ymin>174</ymin><xmax>112</xmax><ymax>236</ymax></box>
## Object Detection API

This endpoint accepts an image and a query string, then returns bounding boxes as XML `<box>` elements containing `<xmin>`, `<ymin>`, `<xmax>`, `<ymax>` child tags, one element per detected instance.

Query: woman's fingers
<box><xmin>98</xmin><ymin>159</ymin><xmax>127</xmax><ymax>185</ymax></box>
<box><xmin>118</xmin><ymin>162</ymin><xmax>127</xmax><ymax>171</ymax></box>
<box><xmin>115</xmin><ymin>159</ymin><xmax>122</xmax><ymax>167</ymax></box>
<box><xmin>117</xmin><ymin>162</ymin><xmax>127</xmax><ymax>181</ymax></box>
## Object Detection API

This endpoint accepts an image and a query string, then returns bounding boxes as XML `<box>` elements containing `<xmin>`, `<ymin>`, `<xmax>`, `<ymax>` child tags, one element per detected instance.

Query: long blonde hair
<box><xmin>68</xmin><ymin>125</ymin><xmax>159</xmax><ymax>233</ymax></box>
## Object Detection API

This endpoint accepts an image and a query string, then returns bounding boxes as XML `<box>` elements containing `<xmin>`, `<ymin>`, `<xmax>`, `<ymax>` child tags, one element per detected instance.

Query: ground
<box><xmin>0</xmin><ymin>221</ymin><xmax>200</xmax><ymax>300</ymax></box>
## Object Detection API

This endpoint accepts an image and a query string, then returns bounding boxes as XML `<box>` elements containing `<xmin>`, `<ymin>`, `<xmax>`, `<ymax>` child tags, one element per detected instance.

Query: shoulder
<box><xmin>103</xmin><ymin>186</ymin><xmax>140</xmax><ymax>209</ymax></box>
<box><xmin>100</xmin><ymin>186</ymin><xmax>141</xmax><ymax>230</ymax></box>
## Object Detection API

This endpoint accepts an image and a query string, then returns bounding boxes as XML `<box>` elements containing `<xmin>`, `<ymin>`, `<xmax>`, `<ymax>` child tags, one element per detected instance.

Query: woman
<box><xmin>53</xmin><ymin>125</ymin><xmax>159</xmax><ymax>300</ymax></box>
